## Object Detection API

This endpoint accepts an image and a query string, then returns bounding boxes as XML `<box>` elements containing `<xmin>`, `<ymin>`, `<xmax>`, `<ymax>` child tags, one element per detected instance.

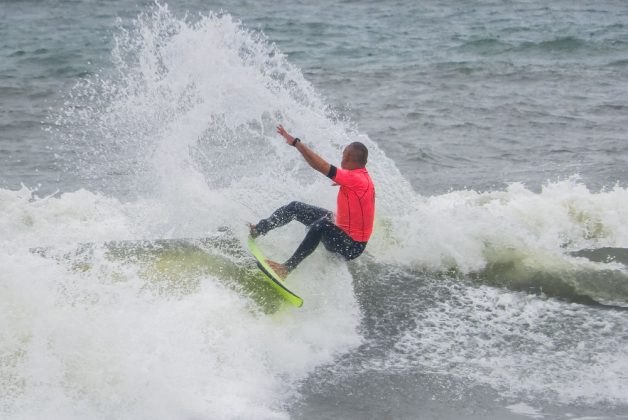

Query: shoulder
<box><xmin>331</xmin><ymin>167</ymin><xmax>371</xmax><ymax>187</ymax></box>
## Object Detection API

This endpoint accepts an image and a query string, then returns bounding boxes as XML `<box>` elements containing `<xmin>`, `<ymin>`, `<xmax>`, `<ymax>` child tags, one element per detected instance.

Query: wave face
<box><xmin>369</xmin><ymin>179</ymin><xmax>628</xmax><ymax>306</ymax></box>
<box><xmin>2</xmin><ymin>3</ymin><xmax>628</xmax><ymax>419</ymax></box>
<box><xmin>0</xmin><ymin>185</ymin><xmax>365</xmax><ymax>419</ymax></box>
<box><xmin>3</xmin><ymin>7</ymin><xmax>374</xmax><ymax>418</ymax></box>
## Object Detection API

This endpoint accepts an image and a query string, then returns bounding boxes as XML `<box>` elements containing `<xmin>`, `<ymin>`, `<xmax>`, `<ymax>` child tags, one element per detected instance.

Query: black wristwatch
<box><xmin>292</xmin><ymin>137</ymin><xmax>301</xmax><ymax>147</ymax></box>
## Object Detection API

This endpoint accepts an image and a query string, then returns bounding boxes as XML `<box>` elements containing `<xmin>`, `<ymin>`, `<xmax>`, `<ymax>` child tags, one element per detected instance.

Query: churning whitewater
<box><xmin>2</xmin><ymin>3</ymin><xmax>628</xmax><ymax>419</ymax></box>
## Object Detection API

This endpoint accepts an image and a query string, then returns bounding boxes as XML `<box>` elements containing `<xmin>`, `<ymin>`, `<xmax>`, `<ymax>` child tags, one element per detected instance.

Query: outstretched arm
<box><xmin>276</xmin><ymin>125</ymin><xmax>331</xmax><ymax>176</ymax></box>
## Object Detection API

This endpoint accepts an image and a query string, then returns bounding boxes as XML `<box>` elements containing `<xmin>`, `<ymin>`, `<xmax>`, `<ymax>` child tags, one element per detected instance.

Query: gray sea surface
<box><xmin>1</xmin><ymin>1</ymin><xmax>628</xmax><ymax>419</ymax></box>
<box><xmin>3</xmin><ymin>0</ymin><xmax>627</xmax><ymax>194</ymax></box>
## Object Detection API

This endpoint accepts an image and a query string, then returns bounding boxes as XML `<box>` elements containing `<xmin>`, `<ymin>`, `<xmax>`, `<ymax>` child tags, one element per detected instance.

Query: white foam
<box><xmin>5</xmin><ymin>2</ymin><xmax>628</xmax><ymax>417</ymax></box>
<box><xmin>506</xmin><ymin>402</ymin><xmax>544</xmax><ymax>418</ymax></box>
<box><xmin>0</xmin><ymin>187</ymin><xmax>361</xmax><ymax>418</ymax></box>
<box><xmin>6</xmin><ymin>5</ymin><xmax>372</xmax><ymax>415</ymax></box>
<box><xmin>370</xmin><ymin>179</ymin><xmax>628</xmax><ymax>271</ymax></box>
<box><xmin>380</xmin><ymin>283</ymin><xmax>628</xmax><ymax>406</ymax></box>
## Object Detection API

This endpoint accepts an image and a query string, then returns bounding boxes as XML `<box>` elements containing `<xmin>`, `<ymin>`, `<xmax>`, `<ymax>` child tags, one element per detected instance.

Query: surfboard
<box><xmin>247</xmin><ymin>237</ymin><xmax>303</xmax><ymax>307</ymax></box>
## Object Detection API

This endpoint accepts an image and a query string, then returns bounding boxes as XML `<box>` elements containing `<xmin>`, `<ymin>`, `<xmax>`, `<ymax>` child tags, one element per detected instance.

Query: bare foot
<box><xmin>265</xmin><ymin>259</ymin><xmax>289</xmax><ymax>280</ymax></box>
<box><xmin>247</xmin><ymin>223</ymin><xmax>259</xmax><ymax>238</ymax></box>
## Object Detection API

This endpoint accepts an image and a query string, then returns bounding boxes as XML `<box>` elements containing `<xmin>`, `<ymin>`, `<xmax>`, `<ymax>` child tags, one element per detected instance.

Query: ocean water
<box><xmin>1</xmin><ymin>1</ymin><xmax>628</xmax><ymax>419</ymax></box>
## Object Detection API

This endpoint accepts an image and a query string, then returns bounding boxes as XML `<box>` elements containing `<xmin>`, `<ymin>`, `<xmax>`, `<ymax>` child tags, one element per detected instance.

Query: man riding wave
<box><xmin>249</xmin><ymin>125</ymin><xmax>375</xmax><ymax>278</ymax></box>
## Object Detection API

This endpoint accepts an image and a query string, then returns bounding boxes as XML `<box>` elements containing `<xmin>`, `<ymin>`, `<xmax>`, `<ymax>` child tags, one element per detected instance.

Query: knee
<box><xmin>287</xmin><ymin>201</ymin><xmax>303</xmax><ymax>211</ymax></box>
<box><xmin>309</xmin><ymin>217</ymin><xmax>332</xmax><ymax>232</ymax></box>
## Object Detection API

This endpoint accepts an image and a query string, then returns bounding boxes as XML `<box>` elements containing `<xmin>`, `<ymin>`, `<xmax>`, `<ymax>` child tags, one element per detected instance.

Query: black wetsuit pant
<box><xmin>255</xmin><ymin>201</ymin><xmax>367</xmax><ymax>271</ymax></box>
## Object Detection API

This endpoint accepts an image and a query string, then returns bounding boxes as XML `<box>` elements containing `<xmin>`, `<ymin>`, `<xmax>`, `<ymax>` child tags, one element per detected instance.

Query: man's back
<box><xmin>331</xmin><ymin>167</ymin><xmax>375</xmax><ymax>242</ymax></box>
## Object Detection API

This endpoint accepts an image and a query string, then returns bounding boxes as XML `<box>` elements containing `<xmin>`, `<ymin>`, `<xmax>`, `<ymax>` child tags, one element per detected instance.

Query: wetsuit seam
<box><xmin>357</xmin><ymin>176</ymin><xmax>372</xmax><ymax>241</ymax></box>
<box><xmin>359</xmin><ymin>195</ymin><xmax>365</xmax><ymax>241</ymax></box>
<box><xmin>345</xmin><ymin>191</ymin><xmax>351</xmax><ymax>240</ymax></box>
<box><xmin>357</xmin><ymin>174</ymin><xmax>370</xmax><ymax>200</ymax></box>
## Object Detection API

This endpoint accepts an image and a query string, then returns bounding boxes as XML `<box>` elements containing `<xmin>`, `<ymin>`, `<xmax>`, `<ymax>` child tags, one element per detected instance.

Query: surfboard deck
<box><xmin>247</xmin><ymin>237</ymin><xmax>303</xmax><ymax>307</ymax></box>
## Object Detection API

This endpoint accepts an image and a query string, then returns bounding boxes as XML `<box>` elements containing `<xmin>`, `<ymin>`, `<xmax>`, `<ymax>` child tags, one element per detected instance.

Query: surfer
<box><xmin>249</xmin><ymin>125</ymin><xmax>375</xmax><ymax>279</ymax></box>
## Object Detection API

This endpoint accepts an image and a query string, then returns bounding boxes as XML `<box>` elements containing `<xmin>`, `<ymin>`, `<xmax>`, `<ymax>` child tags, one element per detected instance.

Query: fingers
<box><xmin>276</xmin><ymin>124</ymin><xmax>291</xmax><ymax>142</ymax></box>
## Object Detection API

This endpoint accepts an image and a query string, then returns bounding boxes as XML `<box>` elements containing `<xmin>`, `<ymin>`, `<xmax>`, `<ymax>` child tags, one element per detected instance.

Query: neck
<box><xmin>345</xmin><ymin>164</ymin><xmax>364</xmax><ymax>170</ymax></box>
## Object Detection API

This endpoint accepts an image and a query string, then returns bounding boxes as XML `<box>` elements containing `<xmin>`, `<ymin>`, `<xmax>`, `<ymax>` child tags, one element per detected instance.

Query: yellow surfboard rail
<box><xmin>247</xmin><ymin>237</ymin><xmax>304</xmax><ymax>308</ymax></box>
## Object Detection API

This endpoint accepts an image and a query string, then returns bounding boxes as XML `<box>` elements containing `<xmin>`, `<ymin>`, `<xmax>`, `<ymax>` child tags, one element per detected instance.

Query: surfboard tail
<box><xmin>248</xmin><ymin>238</ymin><xmax>304</xmax><ymax>307</ymax></box>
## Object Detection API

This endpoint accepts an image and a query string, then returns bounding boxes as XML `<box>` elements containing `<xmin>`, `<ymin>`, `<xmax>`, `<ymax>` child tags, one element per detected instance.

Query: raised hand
<box><xmin>276</xmin><ymin>124</ymin><xmax>295</xmax><ymax>146</ymax></box>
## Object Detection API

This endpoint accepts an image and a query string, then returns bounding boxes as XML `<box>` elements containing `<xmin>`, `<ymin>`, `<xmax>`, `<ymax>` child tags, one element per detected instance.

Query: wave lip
<box><xmin>371</xmin><ymin>179</ymin><xmax>628</xmax><ymax>305</ymax></box>
<box><xmin>478</xmin><ymin>245</ymin><xmax>628</xmax><ymax>307</ymax></box>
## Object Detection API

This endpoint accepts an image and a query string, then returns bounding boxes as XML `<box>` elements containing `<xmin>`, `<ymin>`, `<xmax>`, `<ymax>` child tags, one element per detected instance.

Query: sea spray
<box><xmin>3</xmin><ymin>2</ymin><xmax>628</xmax><ymax>418</ymax></box>
<box><xmin>4</xmin><ymin>5</ymin><xmax>367</xmax><ymax>417</ymax></box>
<box><xmin>367</xmin><ymin>178</ymin><xmax>628</xmax><ymax>304</ymax></box>
<box><xmin>0</xmin><ymin>189</ymin><xmax>362</xmax><ymax>418</ymax></box>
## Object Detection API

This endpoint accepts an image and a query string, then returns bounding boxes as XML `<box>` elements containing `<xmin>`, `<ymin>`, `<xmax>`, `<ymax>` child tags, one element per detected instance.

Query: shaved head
<box><xmin>347</xmin><ymin>142</ymin><xmax>368</xmax><ymax>166</ymax></box>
